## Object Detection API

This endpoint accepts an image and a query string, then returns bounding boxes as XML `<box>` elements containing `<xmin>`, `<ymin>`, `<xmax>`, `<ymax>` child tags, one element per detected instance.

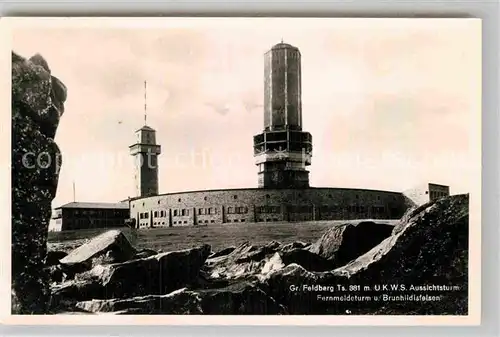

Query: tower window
<box><xmin>178</xmin><ymin>198</ymin><xmax>181</xmax><ymax>202</ymax></box>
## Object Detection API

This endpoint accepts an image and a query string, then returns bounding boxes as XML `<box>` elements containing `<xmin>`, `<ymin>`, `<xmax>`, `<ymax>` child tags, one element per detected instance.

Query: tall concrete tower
<box><xmin>129</xmin><ymin>81</ymin><xmax>162</xmax><ymax>197</ymax></box>
<box><xmin>253</xmin><ymin>42</ymin><xmax>313</xmax><ymax>188</ymax></box>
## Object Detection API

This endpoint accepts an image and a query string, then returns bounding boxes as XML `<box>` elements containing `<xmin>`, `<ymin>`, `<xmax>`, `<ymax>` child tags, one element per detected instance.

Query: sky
<box><xmin>11</xmin><ymin>19</ymin><xmax>481</xmax><ymax>211</ymax></box>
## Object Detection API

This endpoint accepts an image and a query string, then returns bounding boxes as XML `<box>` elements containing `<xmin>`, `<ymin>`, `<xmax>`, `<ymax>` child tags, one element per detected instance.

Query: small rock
<box><xmin>308</xmin><ymin>221</ymin><xmax>394</xmax><ymax>268</ymax></box>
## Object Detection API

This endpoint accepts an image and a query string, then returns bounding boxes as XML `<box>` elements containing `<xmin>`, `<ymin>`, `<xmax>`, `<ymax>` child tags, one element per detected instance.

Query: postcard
<box><xmin>0</xmin><ymin>17</ymin><xmax>481</xmax><ymax>325</ymax></box>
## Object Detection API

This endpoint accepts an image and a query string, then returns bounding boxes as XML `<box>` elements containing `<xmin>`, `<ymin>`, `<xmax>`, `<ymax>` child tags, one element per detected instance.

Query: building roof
<box><xmin>271</xmin><ymin>42</ymin><xmax>299</xmax><ymax>50</ymax></box>
<box><xmin>136</xmin><ymin>125</ymin><xmax>155</xmax><ymax>132</ymax></box>
<box><xmin>54</xmin><ymin>202</ymin><xmax>129</xmax><ymax>210</ymax></box>
<box><xmin>126</xmin><ymin>186</ymin><xmax>404</xmax><ymax>202</ymax></box>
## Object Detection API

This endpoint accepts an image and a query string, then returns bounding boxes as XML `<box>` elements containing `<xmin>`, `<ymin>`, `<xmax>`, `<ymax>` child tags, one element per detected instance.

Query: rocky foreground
<box><xmin>12</xmin><ymin>52</ymin><xmax>67</xmax><ymax>314</ymax></box>
<box><xmin>44</xmin><ymin>194</ymin><xmax>469</xmax><ymax>315</ymax></box>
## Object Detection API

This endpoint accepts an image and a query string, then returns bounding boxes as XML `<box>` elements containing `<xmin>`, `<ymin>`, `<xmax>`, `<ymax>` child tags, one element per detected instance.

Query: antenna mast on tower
<box><xmin>144</xmin><ymin>80</ymin><xmax>147</xmax><ymax>126</ymax></box>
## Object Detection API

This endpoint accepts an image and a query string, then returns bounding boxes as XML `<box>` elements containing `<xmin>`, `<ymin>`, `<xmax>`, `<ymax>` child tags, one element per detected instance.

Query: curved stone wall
<box><xmin>129</xmin><ymin>187</ymin><xmax>408</xmax><ymax>229</ymax></box>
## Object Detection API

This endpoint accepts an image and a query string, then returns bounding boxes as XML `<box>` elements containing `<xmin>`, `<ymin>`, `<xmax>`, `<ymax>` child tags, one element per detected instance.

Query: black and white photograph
<box><xmin>2</xmin><ymin>17</ymin><xmax>481</xmax><ymax>324</ymax></box>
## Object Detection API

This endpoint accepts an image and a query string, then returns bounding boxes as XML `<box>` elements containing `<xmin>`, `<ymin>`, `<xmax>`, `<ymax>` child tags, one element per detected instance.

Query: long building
<box><xmin>52</xmin><ymin>202</ymin><xmax>130</xmax><ymax>231</ymax></box>
<box><xmin>127</xmin><ymin>42</ymin><xmax>451</xmax><ymax>229</ymax></box>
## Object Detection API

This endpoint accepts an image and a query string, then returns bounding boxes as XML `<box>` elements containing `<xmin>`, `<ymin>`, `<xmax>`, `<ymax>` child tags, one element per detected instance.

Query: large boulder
<box><xmin>11</xmin><ymin>52</ymin><xmax>67</xmax><ymax>314</ymax></box>
<box><xmin>308</xmin><ymin>221</ymin><xmax>394</xmax><ymax>268</ymax></box>
<box><xmin>51</xmin><ymin>244</ymin><xmax>212</xmax><ymax>305</ymax></box>
<box><xmin>133</xmin><ymin>248</ymin><xmax>159</xmax><ymax>260</ymax></box>
<box><xmin>204</xmin><ymin>241</ymin><xmax>282</xmax><ymax>280</ymax></box>
<box><xmin>45</xmin><ymin>250</ymin><xmax>68</xmax><ymax>267</ymax></box>
<box><xmin>75</xmin><ymin>282</ymin><xmax>286</xmax><ymax>315</ymax></box>
<box><xmin>263</xmin><ymin>194</ymin><xmax>469</xmax><ymax>315</ymax></box>
<box><xmin>275</xmin><ymin>248</ymin><xmax>335</xmax><ymax>273</ymax></box>
<box><xmin>208</xmin><ymin>246</ymin><xmax>236</xmax><ymax>259</ymax></box>
<box><xmin>59</xmin><ymin>230</ymin><xmax>136</xmax><ymax>274</ymax></box>
<box><xmin>279</xmin><ymin>241</ymin><xmax>310</xmax><ymax>253</ymax></box>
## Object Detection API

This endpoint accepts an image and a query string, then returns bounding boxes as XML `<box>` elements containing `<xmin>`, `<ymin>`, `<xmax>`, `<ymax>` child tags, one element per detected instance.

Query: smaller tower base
<box><xmin>258</xmin><ymin>165</ymin><xmax>310</xmax><ymax>189</ymax></box>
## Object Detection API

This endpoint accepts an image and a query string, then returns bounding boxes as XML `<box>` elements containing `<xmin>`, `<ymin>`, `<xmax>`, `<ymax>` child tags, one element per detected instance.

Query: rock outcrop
<box><xmin>75</xmin><ymin>282</ymin><xmax>286</xmax><ymax>315</ymax></box>
<box><xmin>263</xmin><ymin>194</ymin><xmax>469</xmax><ymax>315</ymax></box>
<box><xmin>204</xmin><ymin>241</ymin><xmax>282</xmax><ymax>280</ymax></box>
<box><xmin>51</xmin><ymin>243</ymin><xmax>211</xmax><ymax>305</ymax></box>
<box><xmin>11</xmin><ymin>52</ymin><xmax>67</xmax><ymax>314</ymax></box>
<box><xmin>46</xmin><ymin>194</ymin><xmax>469</xmax><ymax>315</ymax></box>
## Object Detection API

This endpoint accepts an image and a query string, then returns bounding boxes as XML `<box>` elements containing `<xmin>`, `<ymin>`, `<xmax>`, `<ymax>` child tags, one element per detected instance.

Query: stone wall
<box><xmin>11</xmin><ymin>52</ymin><xmax>67</xmax><ymax>313</ymax></box>
<box><xmin>130</xmin><ymin>187</ymin><xmax>407</xmax><ymax>228</ymax></box>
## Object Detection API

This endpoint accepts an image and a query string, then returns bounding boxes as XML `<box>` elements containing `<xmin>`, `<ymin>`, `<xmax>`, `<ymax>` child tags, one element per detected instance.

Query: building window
<box><xmin>258</xmin><ymin>205</ymin><xmax>281</xmax><ymax>214</ymax></box>
<box><xmin>181</xmin><ymin>209</ymin><xmax>186</xmax><ymax>216</ymax></box>
<box><xmin>142</xmin><ymin>202</ymin><xmax>145</xmax><ymax>206</ymax></box>
<box><xmin>233</xmin><ymin>195</ymin><xmax>238</xmax><ymax>199</ymax></box>
<box><xmin>132</xmin><ymin>205</ymin><xmax>135</xmax><ymax>208</ymax></box>
<box><xmin>356</xmin><ymin>195</ymin><xmax>359</xmax><ymax>199</ymax></box>
<box><xmin>198</xmin><ymin>208</ymin><xmax>203</xmax><ymax>215</ymax></box>
<box><xmin>425</xmin><ymin>191</ymin><xmax>429</xmax><ymax>195</ymax></box>
<box><xmin>204</xmin><ymin>196</ymin><xmax>207</xmax><ymax>201</ymax></box>
<box><xmin>228</xmin><ymin>207</ymin><xmax>233</xmax><ymax>214</ymax></box>
<box><xmin>154</xmin><ymin>211</ymin><xmax>158</xmax><ymax>217</ymax></box>
<box><xmin>266</xmin><ymin>194</ymin><xmax>270</xmax><ymax>199</ymax></box>
<box><xmin>377</xmin><ymin>196</ymin><xmax>381</xmax><ymax>200</ymax></box>
<box><xmin>241</xmin><ymin>219</ymin><xmax>245</xmax><ymax>222</ymax></box>
<box><xmin>158</xmin><ymin>200</ymin><xmax>161</xmax><ymax>204</ymax></box>
<box><xmin>205</xmin><ymin>220</ymin><xmax>208</xmax><ymax>223</ymax></box>
<box><xmin>211</xmin><ymin>220</ymin><xmax>215</xmax><ymax>223</ymax></box>
<box><xmin>173</xmin><ymin>210</ymin><xmax>178</xmax><ymax>216</ymax></box>
<box><xmin>145</xmin><ymin>213</ymin><xmax>149</xmax><ymax>219</ymax></box>
<box><xmin>178</xmin><ymin>198</ymin><xmax>181</xmax><ymax>202</ymax></box>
